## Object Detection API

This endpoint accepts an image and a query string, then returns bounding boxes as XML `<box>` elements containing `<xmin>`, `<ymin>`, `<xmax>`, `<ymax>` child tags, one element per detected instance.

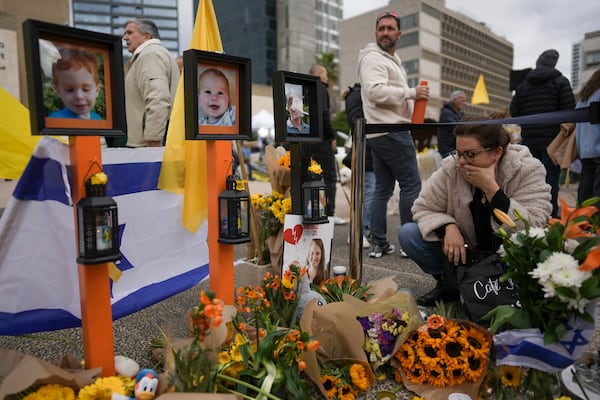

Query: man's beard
<box><xmin>377</xmin><ymin>37</ymin><xmax>396</xmax><ymax>51</ymax></box>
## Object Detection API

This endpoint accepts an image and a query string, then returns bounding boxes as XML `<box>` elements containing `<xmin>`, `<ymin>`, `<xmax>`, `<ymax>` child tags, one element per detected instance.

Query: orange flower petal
<box><xmin>579</xmin><ymin>246</ymin><xmax>600</xmax><ymax>271</ymax></box>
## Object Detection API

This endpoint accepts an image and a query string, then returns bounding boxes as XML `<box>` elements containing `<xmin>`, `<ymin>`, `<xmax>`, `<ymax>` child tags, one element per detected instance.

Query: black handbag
<box><xmin>453</xmin><ymin>251</ymin><xmax>518</xmax><ymax>326</ymax></box>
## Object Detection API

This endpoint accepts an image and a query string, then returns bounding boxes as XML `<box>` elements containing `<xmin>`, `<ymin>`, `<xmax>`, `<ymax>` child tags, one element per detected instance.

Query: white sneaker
<box><xmin>362</xmin><ymin>235</ymin><xmax>371</xmax><ymax>248</ymax></box>
<box><xmin>347</xmin><ymin>235</ymin><xmax>371</xmax><ymax>248</ymax></box>
<box><xmin>334</xmin><ymin>216</ymin><xmax>349</xmax><ymax>225</ymax></box>
<box><xmin>400</xmin><ymin>249</ymin><xmax>409</xmax><ymax>258</ymax></box>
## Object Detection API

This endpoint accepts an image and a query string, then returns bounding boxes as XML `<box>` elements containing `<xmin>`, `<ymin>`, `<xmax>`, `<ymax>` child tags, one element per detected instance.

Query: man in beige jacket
<box><xmin>123</xmin><ymin>18</ymin><xmax>179</xmax><ymax>147</ymax></box>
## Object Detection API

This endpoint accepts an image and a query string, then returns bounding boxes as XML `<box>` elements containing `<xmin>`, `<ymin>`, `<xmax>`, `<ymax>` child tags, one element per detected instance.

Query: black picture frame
<box><xmin>183</xmin><ymin>49</ymin><xmax>251</xmax><ymax>140</ymax></box>
<box><xmin>22</xmin><ymin>19</ymin><xmax>126</xmax><ymax>137</ymax></box>
<box><xmin>272</xmin><ymin>70</ymin><xmax>323</xmax><ymax>143</ymax></box>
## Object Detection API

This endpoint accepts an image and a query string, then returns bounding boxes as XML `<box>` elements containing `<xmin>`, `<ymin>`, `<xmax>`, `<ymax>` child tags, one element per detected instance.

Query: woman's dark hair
<box><xmin>454</xmin><ymin>113</ymin><xmax>511</xmax><ymax>159</ymax></box>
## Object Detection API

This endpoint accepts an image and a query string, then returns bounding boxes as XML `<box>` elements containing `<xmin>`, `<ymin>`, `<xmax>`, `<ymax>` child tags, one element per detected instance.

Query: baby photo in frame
<box><xmin>183</xmin><ymin>49</ymin><xmax>251</xmax><ymax>140</ymax></box>
<box><xmin>281</xmin><ymin>214</ymin><xmax>335</xmax><ymax>286</ymax></box>
<box><xmin>22</xmin><ymin>19</ymin><xmax>125</xmax><ymax>137</ymax></box>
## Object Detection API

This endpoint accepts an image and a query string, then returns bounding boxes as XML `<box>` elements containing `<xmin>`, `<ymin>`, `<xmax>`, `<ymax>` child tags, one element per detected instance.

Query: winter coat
<box><xmin>412</xmin><ymin>144</ymin><xmax>552</xmax><ymax>247</ymax></box>
<box><xmin>437</xmin><ymin>102</ymin><xmax>464</xmax><ymax>155</ymax></box>
<box><xmin>125</xmin><ymin>39</ymin><xmax>179</xmax><ymax>147</ymax></box>
<box><xmin>509</xmin><ymin>66</ymin><xmax>575</xmax><ymax>146</ymax></box>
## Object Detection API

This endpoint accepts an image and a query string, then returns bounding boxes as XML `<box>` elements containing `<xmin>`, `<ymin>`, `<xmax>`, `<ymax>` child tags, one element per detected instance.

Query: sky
<box><xmin>343</xmin><ymin>0</ymin><xmax>600</xmax><ymax>80</ymax></box>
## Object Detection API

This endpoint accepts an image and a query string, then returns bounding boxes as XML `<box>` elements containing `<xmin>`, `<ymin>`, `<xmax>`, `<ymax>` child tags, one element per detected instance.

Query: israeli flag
<box><xmin>0</xmin><ymin>137</ymin><xmax>209</xmax><ymax>335</ymax></box>
<box><xmin>494</xmin><ymin>302</ymin><xmax>597</xmax><ymax>372</ymax></box>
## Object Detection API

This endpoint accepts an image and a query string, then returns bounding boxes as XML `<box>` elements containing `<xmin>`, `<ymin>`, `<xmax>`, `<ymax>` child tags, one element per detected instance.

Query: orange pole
<box><xmin>206</xmin><ymin>140</ymin><xmax>235</xmax><ymax>304</ymax></box>
<box><xmin>69</xmin><ymin>136</ymin><xmax>115</xmax><ymax>376</ymax></box>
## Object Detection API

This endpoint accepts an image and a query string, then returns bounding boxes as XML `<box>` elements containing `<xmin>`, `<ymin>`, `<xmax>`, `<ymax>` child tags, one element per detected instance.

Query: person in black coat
<box><xmin>510</xmin><ymin>49</ymin><xmax>576</xmax><ymax>217</ymax></box>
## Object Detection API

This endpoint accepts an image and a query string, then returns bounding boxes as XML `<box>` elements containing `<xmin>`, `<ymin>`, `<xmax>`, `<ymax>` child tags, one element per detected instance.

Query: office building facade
<box><xmin>572</xmin><ymin>30</ymin><xmax>600</xmax><ymax>91</ymax></box>
<box><xmin>214</xmin><ymin>0</ymin><xmax>342</xmax><ymax>85</ymax></box>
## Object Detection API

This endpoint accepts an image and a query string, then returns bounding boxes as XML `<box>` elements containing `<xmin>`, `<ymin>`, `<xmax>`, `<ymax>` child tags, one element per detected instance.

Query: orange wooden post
<box><xmin>69</xmin><ymin>136</ymin><xmax>115</xmax><ymax>376</ymax></box>
<box><xmin>206</xmin><ymin>140</ymin><xmax>235</xmax><ymax>304</ymax></box>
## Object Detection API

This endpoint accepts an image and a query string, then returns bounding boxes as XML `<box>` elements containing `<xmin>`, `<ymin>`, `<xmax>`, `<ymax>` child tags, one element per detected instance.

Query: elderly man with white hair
<box><xmin>437</xmin><ymin>90</ymin><xmax>466</xmax><ymax>158</ymax></box>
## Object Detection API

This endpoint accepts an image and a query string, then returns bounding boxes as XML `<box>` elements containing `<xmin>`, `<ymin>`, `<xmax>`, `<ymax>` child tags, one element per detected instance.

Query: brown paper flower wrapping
<box><xmin>394</xmin><ymin>319</ymin><xmax>492</xmax><ymax>399</ymax></box>
<box><xmin>300</xmin><ymin>300</ymin><xmax>371</xmax><ymax>398</ymax></box>
<box><xmin>345</xmin><ymin>291</ymin><xmax>423</xmax><ymax>371</ymax></box>
<box><xmin>0</xmin><ymin>349</ymin><xmax>101</xmax><ymax>399</ymax></box>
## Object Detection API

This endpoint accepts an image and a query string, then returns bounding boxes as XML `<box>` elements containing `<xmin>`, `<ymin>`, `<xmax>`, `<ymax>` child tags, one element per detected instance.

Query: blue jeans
<box><xmin>363</xmin><ymin>170</ymin><xmax>375</xmax><ymax>232</ymax></box>
<box><xmin>524</xmin><ymin>142</ymin><xmax>560</xmax><ymax>217</ymax></box>
<box><xmin>398</xmin><ymin>222</ymin><xmax>444</xmax><ymax>276</ymax></box>
<box><xmin>369</xmin><ymin>132</ymin><xmax>421</xmax><ymax>245</ymax></box>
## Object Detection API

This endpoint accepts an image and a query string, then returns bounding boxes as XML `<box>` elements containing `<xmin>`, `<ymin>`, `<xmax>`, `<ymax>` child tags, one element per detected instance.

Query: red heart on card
<box><xmin>283</xmin><ymin>224</ymin><xmax>303</xmax><ymax>244</ymax></box>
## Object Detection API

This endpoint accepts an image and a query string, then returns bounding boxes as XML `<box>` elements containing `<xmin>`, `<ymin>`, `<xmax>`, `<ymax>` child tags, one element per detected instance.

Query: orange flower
<box><xmin>493</xmin><ymin>208</ymin><xmax>517</xmax><ymax>228</ymax></box>
<box><xmin>298</xmin><ymin>360</ymin><xmax>307</xmax><ymax>371</ymax></box>
<box><xmin>427</xmin><ymin>314</ymin><xmax>445</xmax><ymax>330</ymax></box>
<box><xmin>307</xmin><ymin>340</ymin><xmax>320</xmax><ymax>351</ymax></box>
<box><xmin>579</xmin><ymin>245</ymin><xmax>600</xmax><ymax>271</ymax></box>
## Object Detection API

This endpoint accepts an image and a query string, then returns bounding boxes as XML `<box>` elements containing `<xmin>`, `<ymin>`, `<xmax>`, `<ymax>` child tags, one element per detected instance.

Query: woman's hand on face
<box><xmin>443</xmin><ymin>224</ymin><xmax>467</xmax><ymax>266</ymax></box>
<box><xmin>460</xmin><ymin>163</ymin><xmax>499</xmax><ymax>198</ymax></box>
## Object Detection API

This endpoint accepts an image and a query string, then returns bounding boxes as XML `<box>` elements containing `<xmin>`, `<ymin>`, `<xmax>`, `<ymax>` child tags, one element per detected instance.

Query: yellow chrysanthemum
<box><xmin>89</xmin><ymin>172</ymin><xmax>108</xmax><ymax>185</ymax></box>
<box><xmin>308</xmin><ymin>159</ymin><xmax>323</xmax><ymax>175</ymax></box>
<box><xmin>77</xmin><ymin>376</ymin><xmax>127</xmax><ymax>400</ymax></box>
<box><xmin>24</xmin><ymin>384</ymin><xmax>75</xmax><ymax>400</ymax></box>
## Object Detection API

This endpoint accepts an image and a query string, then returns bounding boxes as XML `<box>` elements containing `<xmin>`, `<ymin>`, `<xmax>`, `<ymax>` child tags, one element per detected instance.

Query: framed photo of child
<box><xmin>22</xmin><ymin>19</ymin><xmax>126</xmax><ymax>137</ymax></box>
<box><xmin>183</xmin><ymin>49</ymin><xmax>251</xmax><ymax>140</ymax></box>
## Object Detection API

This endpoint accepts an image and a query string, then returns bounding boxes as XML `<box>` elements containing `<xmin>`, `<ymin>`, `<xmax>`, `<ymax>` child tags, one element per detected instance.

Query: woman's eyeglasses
<box><xmin>450</xmin><ymin>148</ymin><xmax>492</xmax><ymax>163</ymax></box>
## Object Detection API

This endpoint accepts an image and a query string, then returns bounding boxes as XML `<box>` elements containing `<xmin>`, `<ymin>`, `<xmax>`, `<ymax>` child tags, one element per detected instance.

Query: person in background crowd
<box><xmin>510</xmin><ymin>49</ymin><xmax>575</xmax><ymax>217</ymax></box>
<box><xmin>575</xmin><ymin>68</ymin><xmax>600</xmax><ymax>209</ymax></box>
<box><xmin>399</xmin><ymin>116</ymin><xmax>552</xmax><ymax>306</ymax></box>
<box><xmin>358</xmin><ymin>11</ymin><xmax>429</xmax><ymax>258</ymax></box>
<box><xmin>304</xmin><ymin>64</ymin><xmax>340</xmax><ymax>222</ymax></box>
<box><xmin>122</xmin><ymin>18</ymin><xmax>179</xmax><ymax>147</ymax></box>
<box><xmin>437</xmin><ymin>90</ymin><xmax>466</xmax><ymax>158</ymax></box>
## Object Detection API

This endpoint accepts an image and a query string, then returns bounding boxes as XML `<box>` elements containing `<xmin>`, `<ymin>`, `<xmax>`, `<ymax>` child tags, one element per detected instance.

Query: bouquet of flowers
<box><xmin>358</xmin><ymin>307</ymin><xmax>410</xmax><ymax>366</ymax></box>
<box><xmin>318</xmin><ymin>359</ymin><xmax>374</xmax><ymax>399</ymax></box>
<box><xmin>487</xmin><ymin>197</ymin><xmax>600</xmax><ymax>344</ymax></box>
<box><xmin>251</xmin><ymin>190</ymin><xmax>291</xmax><ymax>265</ymax></box>
<box><xmin>395</xmin><ymin>315</ymin><xmax>491</xmax><ymax>398</ymax></box>
<box><xmin>314</xmin><ymin>275</ymin><xmax>372</xmax><ymax>303</ymax></box>
<box><xmin>220</xmin><ymin>265</ymin><xmax>319</xmax><ymax>399</ymax></box>
<box><xmin>249</xmin><ymin>145</ymin><xmax>292</xmax><ymax>267</ymax></box>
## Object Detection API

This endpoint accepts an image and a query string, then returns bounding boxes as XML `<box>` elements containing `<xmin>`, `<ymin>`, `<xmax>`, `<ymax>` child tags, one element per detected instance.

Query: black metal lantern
<box><xmin>218</xmin><ymin>175</ymin><xmax>251</xmax><ymax>244</ymax></box>
<box><xmin>76</xmin><ymin>179</ymin><xmax>121</xmax><ymax>265</ymax></box>
<box><xmin>302</xmin><ymin>173</ymin><xmax>328</xmax><ymax>224</ymax></box>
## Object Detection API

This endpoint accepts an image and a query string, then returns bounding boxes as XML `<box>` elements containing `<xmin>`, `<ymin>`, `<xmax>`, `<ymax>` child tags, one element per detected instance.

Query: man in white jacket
<box><xmin>358</xmin><ymin>11</ymin><xmax>429</xmax><ymax>258</ymax></box>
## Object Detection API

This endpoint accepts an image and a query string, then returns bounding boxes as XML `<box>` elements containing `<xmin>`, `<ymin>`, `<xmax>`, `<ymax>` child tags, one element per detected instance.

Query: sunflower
<box><xmin>349</xmin><ymin>363</ymin><xmax>371</xmax><ymax>391</ymax></box>
<box><xmin>498</xmin><ymin>365</ymin><xmax>522</xmax><ymax>388</ymax></box>
<box><xmin>322</xmin><ymin>374</ymin><xmax>338</xmax><ymax>398</ymax></box>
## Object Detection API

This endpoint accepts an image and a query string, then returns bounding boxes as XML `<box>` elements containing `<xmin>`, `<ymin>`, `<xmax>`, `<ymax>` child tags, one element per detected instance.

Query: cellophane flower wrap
<box><xmin>248</xmin><ymin>145</ymin><xmax>292</xmax><ymax>267</ymax></box>
<box><xmin>394</xmin><ymin>315</ymin><xmax>492</xmax><ymax>399</ymax></box>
